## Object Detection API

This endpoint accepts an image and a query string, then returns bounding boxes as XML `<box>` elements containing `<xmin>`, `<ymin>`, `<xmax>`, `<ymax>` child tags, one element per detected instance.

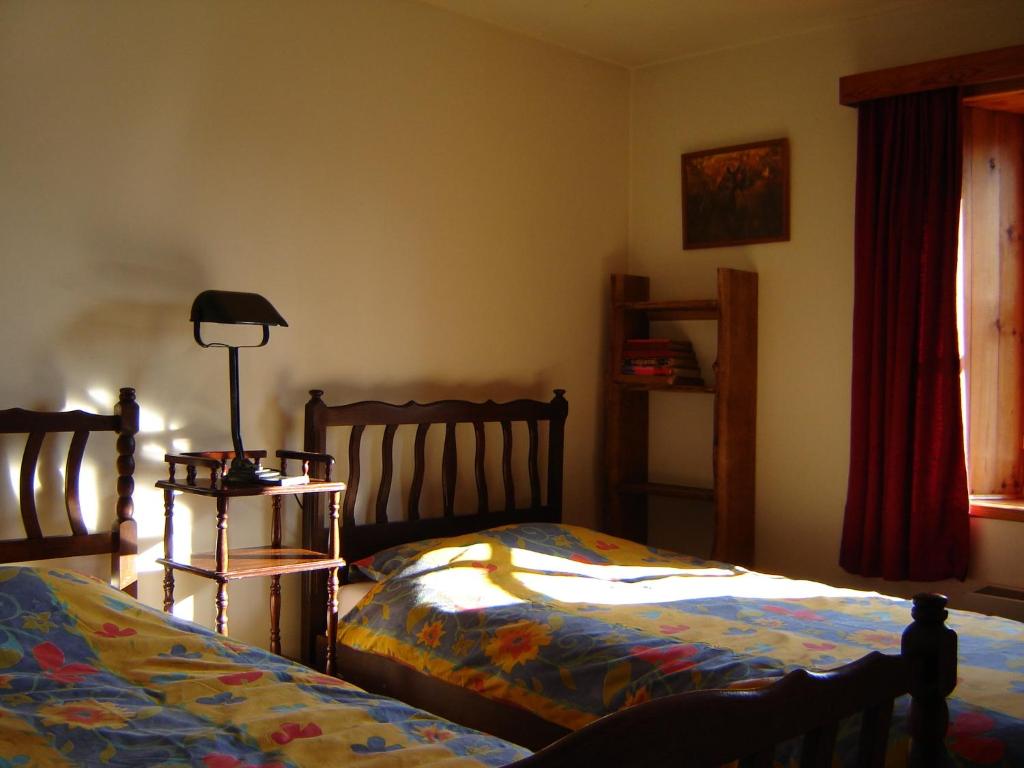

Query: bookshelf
<box><xmin>603</xmin><ymin>268</ymin><xmax>757</xmax><ymax>566</ymax></box>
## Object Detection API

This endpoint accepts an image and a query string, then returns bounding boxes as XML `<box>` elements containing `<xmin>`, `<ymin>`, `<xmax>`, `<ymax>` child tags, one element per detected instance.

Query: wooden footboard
<box><xmin>513</xmin><ymin>594</ymin><xmax>956</xmax><ymax>766</ymax></box>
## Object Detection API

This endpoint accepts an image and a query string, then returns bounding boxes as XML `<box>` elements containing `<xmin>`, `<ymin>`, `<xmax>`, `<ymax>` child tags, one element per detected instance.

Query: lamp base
<box><xmin>223</xmin><ymin>456</ymin><xmax>307</xmax><ymax>486</ymax></box>
<box><xmin>223</xmin><ymin>456</ymin><xmax>270</xmax><ymax>485</ymax></box>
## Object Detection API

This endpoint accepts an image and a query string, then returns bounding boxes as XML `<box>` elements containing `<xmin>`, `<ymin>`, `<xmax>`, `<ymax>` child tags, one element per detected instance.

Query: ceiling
<box><xmin>418</xmin><ymin>0</ymin><xmax>932</xmax><ymax>68</ymax></box>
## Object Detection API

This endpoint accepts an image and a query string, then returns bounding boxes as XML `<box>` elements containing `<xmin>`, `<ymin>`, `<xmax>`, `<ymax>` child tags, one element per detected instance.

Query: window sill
<box><xmin>970</xmin><ymin>496</ymin><xmax>1024</xmax><ymax>523</ymax></box>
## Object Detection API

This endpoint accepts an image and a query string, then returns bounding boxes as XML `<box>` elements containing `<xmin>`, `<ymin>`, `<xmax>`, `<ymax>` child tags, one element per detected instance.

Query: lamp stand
<box><xmin>223</xmin><ymin>346</ymin><xmax>281</xmax><ymax>485</ymax></box>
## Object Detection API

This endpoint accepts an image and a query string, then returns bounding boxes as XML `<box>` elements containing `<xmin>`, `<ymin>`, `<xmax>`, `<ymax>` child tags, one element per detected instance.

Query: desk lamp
<box><xmin>190</xmin><ymin>290</ymin><xmax>287</xmax><ymax>484</ymax></box>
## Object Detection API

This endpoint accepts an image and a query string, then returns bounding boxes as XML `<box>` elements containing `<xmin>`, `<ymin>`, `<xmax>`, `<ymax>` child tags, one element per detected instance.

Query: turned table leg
<box><xmin>215</xmin><ymin>496</ymin><xmax>229</xmax><ymax>636</ymax></box>
<box><xmin>324</xmin><ymin>489</ymin><xmax>341</xmax><ymax>675</ymax></box>
<box><xmin>162</xmin><ymin>487</ymin><xmax>176</xmax><ymax>612</ymax></box>
<box><xmin>270</xmin><ymin>495</ymin><xmax>283</xmax><ymax>655</ymax></box>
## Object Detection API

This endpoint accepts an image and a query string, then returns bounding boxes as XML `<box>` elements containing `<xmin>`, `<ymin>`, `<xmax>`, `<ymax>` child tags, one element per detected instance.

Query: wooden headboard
<box><xmin>299</xmin><ymin>388</ymin><xmax>568</xmax><ymax>663</ymax></box>
<box><xmin>0</xmin><ymin>387</ymin><xmax>139</xmax><ymax>596</ymax></box>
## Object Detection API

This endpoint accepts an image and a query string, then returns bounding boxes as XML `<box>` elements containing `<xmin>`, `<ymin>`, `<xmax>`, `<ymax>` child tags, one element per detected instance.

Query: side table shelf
<box><xmin>157</xmin><ymin>449</ymin><xmax>345</xmax><ymax>674</ymax></box>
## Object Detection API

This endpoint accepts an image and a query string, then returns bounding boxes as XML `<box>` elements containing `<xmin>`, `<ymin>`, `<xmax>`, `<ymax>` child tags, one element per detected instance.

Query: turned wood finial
<box><xmin>114</xmin><ymin>388</ymin><xmax>138</xmax><ymax>525</ymax></box>
<box><xmin>305</xmin><ymin>389</ymin><xmax>327</xmax><ymax>453</ymax></box>
<box><xmin>114</xmin><ymin>387</ymin><xmax>139</xmax><ymax>597</ymax></box>
<box><xmin>546</xmin><ymin>390</ymin><xmax>567</xmax><ymax>523</ymax></box>
<box><xmin>903</xmin><ymin>592</ymin><xmax>957</xmax><ymax>767</ymax></box>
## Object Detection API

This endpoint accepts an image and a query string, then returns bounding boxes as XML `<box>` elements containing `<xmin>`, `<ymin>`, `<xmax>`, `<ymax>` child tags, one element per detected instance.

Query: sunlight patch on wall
<box><xmin>136</xmin><ymin>485</ymin><xmax>172</xmax><ymax>538</ymax></box>
<box><xmin>173</xmin><ymin>594</ymin><xmax>195</xmax><ymax>623</ymax></box>
<box><xmin>139</xmin><ymin>407</ymin><xmax>166</xmax><ymax>434</ymax></box>
<box><xmin>171</xmin><ymin>501</ymin><xmax>194</xmax><ymax>569</ymax></box>
<box><xmin>137</xmin><ymin>497</ymin><xmax>192</xmax><ymax>574</ymax></box>
<box><xmin>87</xmin><ymin>387</ymin><xmax>113</xmax><ymax>408</ymax></box>
<box><xmin>59</xmin><ymin>462</ymin><xmax>101</xmax><ymax>530</ymax></box>
<box><xmin>6</xmin><ymin>463</ymin><xmax>20</xmax><ymax>503</ymax></box>
<box><xmin>142</xmin><ymin>442</ymin><xmax>165</xmax><ymax>460</ymax></box>
<box><xmin>140</xmin><ymin>541</ymin><xmax>163</xmax><ymax>574</ymax></box>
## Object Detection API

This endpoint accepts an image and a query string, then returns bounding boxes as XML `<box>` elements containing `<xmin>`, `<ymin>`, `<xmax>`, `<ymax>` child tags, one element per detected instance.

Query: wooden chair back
<box><xmin>0</xmin><ymin>387</ymin><xmax>139</xmax><ymax>595</ymax></box>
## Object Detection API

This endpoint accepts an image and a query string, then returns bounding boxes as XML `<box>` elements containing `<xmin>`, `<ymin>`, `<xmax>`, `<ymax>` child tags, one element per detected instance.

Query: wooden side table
<box><xmin>157</xmin><ymin>449</ymin><xmax>345</xmax><ymax>674</ymax></box>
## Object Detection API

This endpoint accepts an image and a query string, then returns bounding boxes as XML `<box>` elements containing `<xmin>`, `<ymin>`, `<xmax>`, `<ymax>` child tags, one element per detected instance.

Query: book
<box><xmin>624</xmin><ymin>340</ymin><xmax>695</xmax><ymax>357</ymax></box>
<box><xmin>621</xmin><ymin>338</ymin><xmax>702</xmax><ymax>383</ymax></box>
<box><xmin>623</xmin><ymin>365</ymin><xmax>702</xmax><ymax>377</ymax></box>
<box><xmin>622</xmin><ymin>355</ymin><xmax>699</xmax><ymax>365</ymax></box>
<box><xmin>254</xmin><ymin>469</ymin><xmax>310</xmax><ymax>487</ymax></box>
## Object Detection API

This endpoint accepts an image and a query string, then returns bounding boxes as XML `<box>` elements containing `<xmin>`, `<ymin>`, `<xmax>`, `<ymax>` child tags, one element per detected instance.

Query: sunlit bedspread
<box><xmin>0</xmin><ymin>565</ymin><xmax>530</xmax><ymax>767</ymax></box>
<box><xmin>341</xmin><ymin>523</ymin><xmax>1024</xmax><ymax>767</ymax></box>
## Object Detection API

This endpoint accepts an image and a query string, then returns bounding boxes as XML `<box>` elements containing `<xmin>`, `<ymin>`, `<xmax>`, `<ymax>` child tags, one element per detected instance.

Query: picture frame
<box><xmin>681</xmin><ymin>138</ymin><xmax>789</xmax><ymax>249</ymax></box>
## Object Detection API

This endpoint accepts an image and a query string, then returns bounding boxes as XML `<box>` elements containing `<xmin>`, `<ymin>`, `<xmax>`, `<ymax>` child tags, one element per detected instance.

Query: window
<box><xmin>959</xmin><ymin>87</ymin><xmax>1024</xmax><ymax>518</ymax></box>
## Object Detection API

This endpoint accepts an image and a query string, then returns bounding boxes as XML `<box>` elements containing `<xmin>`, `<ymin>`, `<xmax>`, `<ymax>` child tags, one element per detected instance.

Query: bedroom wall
<box><xmin>0</xmin><ymin>0</ymin><xmax>629</xmax><ymax>654</ymax></box>
<box><xmin>629</xmin><ymin>0</ymin><xmax>1024</xmax><ymax>610</ymax></box>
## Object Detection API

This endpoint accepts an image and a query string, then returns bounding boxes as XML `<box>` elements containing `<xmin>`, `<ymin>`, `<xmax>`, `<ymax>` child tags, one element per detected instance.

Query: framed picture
<box><xmin>681</xmin><ymin>138</ymin><xmax>789</xmax><ymax>249</ymax></box>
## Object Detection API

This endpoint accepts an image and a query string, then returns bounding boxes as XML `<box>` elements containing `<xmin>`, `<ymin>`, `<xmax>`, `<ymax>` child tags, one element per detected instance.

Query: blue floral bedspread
<box><xmin>342</xmin><ymin>523</ymin><xmax>1024</xmax><ymax>767</ymax></box>
<box><xmin>0</xmin><ymin>565</ymin><xmax>530</xmax><ymax>767</ymax></box>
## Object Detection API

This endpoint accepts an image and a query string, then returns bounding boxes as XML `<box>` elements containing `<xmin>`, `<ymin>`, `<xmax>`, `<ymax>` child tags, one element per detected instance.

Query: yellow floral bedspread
<box><xmin>0</xmin><ymin>565</ymin><xmax>530</xmax><ymax>767</ymax></box>
<box><xmin>342</xmin><ymin>523</ymin><xmax>1024</xmax><ymax>767</ymax></box>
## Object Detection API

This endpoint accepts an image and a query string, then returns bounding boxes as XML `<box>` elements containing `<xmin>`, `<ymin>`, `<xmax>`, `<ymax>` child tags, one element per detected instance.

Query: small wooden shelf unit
<box><xmin>603</xmin><ymin>268</ymin><xmax>757</xmax><ymax>566</ymax></box>
<box><xmin>157</xmin><ymin>450</ymin><xmax>345</xmax><ymax>673</ymax></box>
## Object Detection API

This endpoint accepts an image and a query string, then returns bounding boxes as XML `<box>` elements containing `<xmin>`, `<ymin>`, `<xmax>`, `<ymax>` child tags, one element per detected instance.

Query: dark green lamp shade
<box><xmin>189</xmin><ymin>290</ymin><xmax>288</xmax><ymax>327</ymax></box>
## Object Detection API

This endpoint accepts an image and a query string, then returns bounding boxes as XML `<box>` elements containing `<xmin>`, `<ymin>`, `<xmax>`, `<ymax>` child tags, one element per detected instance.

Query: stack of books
<box><xmin>621</xmin><ymin>338</ymin><xmax>704</xmax><ymax>385</ymax></box>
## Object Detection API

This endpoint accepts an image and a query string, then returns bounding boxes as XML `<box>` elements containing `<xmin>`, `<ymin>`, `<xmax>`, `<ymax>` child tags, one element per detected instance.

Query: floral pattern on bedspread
<box><xmin>341</xmin><ymin>523</ymin><xmax>1024</xmax><ymax>767</ymax></box>
<box><xmin>0</xmin><ymin>565</ymin><xmax>530</xmax><ymax>767</ymax></box>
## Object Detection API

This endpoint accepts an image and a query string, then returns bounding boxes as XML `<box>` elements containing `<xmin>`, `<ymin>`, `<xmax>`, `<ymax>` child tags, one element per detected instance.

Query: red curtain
<box><xmin>840</xmin><ymin>88</ymin><xmax>969</xmax><ymax>581</ymax></box>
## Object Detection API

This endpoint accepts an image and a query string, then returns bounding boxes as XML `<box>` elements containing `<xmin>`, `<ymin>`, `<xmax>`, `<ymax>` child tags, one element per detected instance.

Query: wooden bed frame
<box><xmin>300</xmin><ymin>388</ymin><xmax>568</xmax><ymax>675</ymax></box>
<box><xmin>0</xmin><ymin>387</ymin><xmax>139</xmax><ymax>595</ymax></box>
<box><xmin>0</xmin><ymin>387</ymin><xmax>955</xmax><ymax>766</ymax></box>
<box><xmin>300</xmin><ymin>388</ymin><xmax>958</xmax><ymax>764</ymax></box>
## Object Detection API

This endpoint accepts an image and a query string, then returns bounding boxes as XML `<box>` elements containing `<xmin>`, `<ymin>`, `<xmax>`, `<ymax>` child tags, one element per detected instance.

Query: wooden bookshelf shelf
<box><xmin>612</xmin><ymin>375</ymin><xmax>715</xmax><ymax>392</ymax></box>
<box><xmin>618</xmin><ymin>299</ymin><xmax>720</xmax><ymax>321</ymax></box>
<box><xmin>603</xmin><ymin>269</ymin><xmax>757</xmax><ymax>567</ymax></box>
<box><xmin>617</xmin><ymin>482</ymin><xmax>715</xmax><ymax>501</ymax></box>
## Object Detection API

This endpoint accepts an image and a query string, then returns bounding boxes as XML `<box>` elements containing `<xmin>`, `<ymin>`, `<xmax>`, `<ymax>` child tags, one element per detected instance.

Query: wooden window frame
<box><xmin>841</xmin><ymin>46</ymin><xmax>1024</xmax><ymax>522</ymax></box>
<box><xmin>961</xmin><ymin>102</ymin><xmax>1024</xmax><ymax>518</ymax></box>
<box><xmin>839</xmin><ymin>45</ymin><xmax>1024</xmax><ymax>106</ymax></box>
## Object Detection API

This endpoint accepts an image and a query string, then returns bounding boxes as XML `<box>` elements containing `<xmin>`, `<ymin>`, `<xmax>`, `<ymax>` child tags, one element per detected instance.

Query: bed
<box><xmin>0</xmin><ymin>388</ymin><xmax>955</xmax><ymax>767</ymax></box>
<box><xmin>301</xmin><ymin>388</ymin><xmax>968</xmax><ymax>765</ymax></box>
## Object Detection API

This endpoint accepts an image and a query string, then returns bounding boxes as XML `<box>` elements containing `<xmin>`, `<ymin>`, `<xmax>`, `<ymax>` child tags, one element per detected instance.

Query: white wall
<box><xmin>629</xmin><ymin>0</ymin><xmax>1024</xmax><ymax>609</ymax></box>
<box><xmin>0</xmin><ymin>0</ymin><xmax>629</xmax><ymax>654</ymax></box>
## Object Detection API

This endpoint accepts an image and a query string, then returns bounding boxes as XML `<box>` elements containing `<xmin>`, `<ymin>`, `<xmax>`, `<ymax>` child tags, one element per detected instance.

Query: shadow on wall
<box><xmin>0</xmin><ymin>244</ymin><xmax>221</xmax><ymax>557</ymax></box>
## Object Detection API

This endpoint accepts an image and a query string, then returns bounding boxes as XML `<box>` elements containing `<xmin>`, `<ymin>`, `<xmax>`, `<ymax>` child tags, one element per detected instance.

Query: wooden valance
<box><xmin>839</xmin><ymin>44</ymin><xmax>1024</xmax><ymax>106</ymax></box>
